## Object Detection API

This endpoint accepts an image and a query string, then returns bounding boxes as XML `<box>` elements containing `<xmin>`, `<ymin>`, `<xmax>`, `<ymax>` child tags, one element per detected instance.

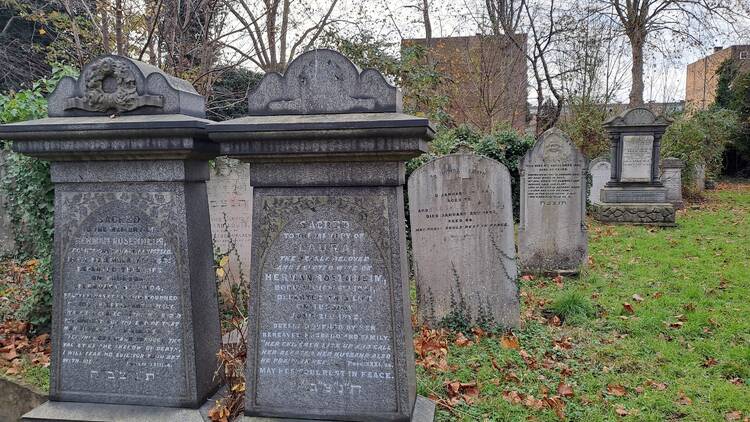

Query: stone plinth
<box><xmin>661</xmin><ymin>157</ymin><xmax>684</xmax><ymax>209</ymax></box>
<box><xmin>0</xmin><ymin>55</ymin><xmax>221</xmax><ymax>421</ymax></box>
<box><xmin>208</xmin><ymin>49</ymin><xmax>434</xmax><ymax>421</ymax></box>
<box><xmin>596</xmin><ymin>108</ymin><xmax>674</xmax><ymax>225</ymax></box>
<box><xmin>519</xmin><ymin>128</ymin><xmax>587</xmax><ymax>274</ymax></box>
<box><xmin>408</xmin><ymin>153</ymin><xmax>519</xmax><ymax>329</ymax></box>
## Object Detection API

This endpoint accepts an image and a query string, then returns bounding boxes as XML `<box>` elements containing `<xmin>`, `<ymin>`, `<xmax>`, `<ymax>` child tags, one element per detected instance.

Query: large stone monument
<box><xmin>519</xmin><ymin>128</ymin><xmax>587</xmax><ymax>274</ymax></box>
<box><xmin>0</xmin><ymin>55</ymin><xmax>222</xmax><ymax>421</ymax></box>
<box><xmin>594</xmin><ymin>108</ymin><xmax>675</xmax><ymax>225</ymax></box>
<box><xmin>408</xmin><ymin>153</ymin><xmax>519</xmax><ymax>329</ymax></box>
<box><xmin>661</xmin><ymin>158</ymin><xmax>684</xmax><ymax>209</ymax></box>
<box><xmin>208</xmin><ymin>49</ymin><xmax>435</xmax><ymax>421</ymax></box>
<box><xmin>588</xmin><ymin>156</ymin><xmax>610</xmax><ymax>205</ymax></box>
<box><xmin>207</xmin><ymin>157</ymin><xmax>253</xmax><ymax>291</ymax></box>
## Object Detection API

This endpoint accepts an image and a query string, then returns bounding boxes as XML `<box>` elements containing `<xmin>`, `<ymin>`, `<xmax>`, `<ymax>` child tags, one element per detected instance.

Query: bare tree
<box><xmin>598</xmin><ymin>0</ymin><xmax>750</xmax><ymax>106</ymax></box>
<box><xmin>222</xmin><ymin>0</ymin><xmax>340</xmax><ymax>72</ymax></box>
<box><xmin>485</xmin><ymin>0</ymin><xmax>524</xmax><ymax>35</ymax></box>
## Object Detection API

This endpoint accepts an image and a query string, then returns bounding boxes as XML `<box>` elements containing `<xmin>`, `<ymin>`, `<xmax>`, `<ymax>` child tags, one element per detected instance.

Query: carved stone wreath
<box><xmin>65</xmin><ymin>57</ymin><xmax>164</xmax><ymax>113</ymax></box>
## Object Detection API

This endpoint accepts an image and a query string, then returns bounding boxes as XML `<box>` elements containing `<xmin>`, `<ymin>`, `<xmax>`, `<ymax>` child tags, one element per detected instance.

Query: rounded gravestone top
<box><xmin>589</xmin><ymin>155</ymin><xmax>611</xmax><ymax>170</ymax></box>
<box><xmin>247</xmin><ymin>49</ymin><xmax>402</xmax><ymax>115</ymax></box>
<box><xmin>603</xmin><ymin>107</ymin><xmax>670</xmax><ymax>128</ymax></box>
<box><xmin>47</xmin><ymin>55</ymin><xmax>205</xmax><ymax>118</ymax></box>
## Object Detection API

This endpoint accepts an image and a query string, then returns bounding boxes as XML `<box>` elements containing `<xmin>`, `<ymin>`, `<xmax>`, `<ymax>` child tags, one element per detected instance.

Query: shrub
<box><xmin>559</xmin><ymin>97</ymin><xmax>610</xmax><ymax>159</ymax></box>
<box><xmin>661</xmin><ymin>108</ymin><xmax>739</xmax><ymax>193</ymax></box>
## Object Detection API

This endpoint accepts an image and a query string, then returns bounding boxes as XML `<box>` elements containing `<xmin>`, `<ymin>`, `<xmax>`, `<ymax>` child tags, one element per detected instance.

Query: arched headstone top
<box><xmin>589</xmin><ymin>156</ymin><xmax>611</xmax><ymax>170</ymax></box>
<box><xmin>603</xmin><ymin>107</ymin><xmax>670</xmax><ymax>128</ymax></box>
<box><xmin>522</xmin><ymin>127</ymin><xmax>585</xmax><ymax>167</ymax></box>
<box><xmin>247</xmin><ymin>49</ymin><xmax>402</xmax><ymax>115</ymax></box>
<box><xmin>48</xmin><ymin>55</ymin><xmax>205</xmax><ymax>118</ymax></box>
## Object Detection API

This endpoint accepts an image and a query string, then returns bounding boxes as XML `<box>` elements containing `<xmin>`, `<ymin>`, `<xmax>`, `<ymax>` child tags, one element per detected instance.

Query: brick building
<box><xmin>685</xmin><ymin>45</ymin><xmax>750</xmax><ymax>110</ymax></box>
<box><xmin>402</xmin><ymin>34</ymin><xmax>528</xmax><ymax>132</ymax></box>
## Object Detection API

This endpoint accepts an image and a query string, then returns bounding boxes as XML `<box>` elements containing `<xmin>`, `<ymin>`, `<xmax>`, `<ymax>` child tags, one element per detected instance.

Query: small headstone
<box><xmin>0</xmin><ymin>55</ymin><xmax>222</xmax><ymax>421</ymax></box>
<box><xmin>207</xmin><ymin>157</ymin><xmax>253</xmax><ymax>291</ymax></box>
<box><xmin>519</xmin><ymin>128</ymin><xmax>587</xmax><ymax>273</ymax></box>
<box><xmin>661</xmin><ymin>158</ymin><xmax>684</xmax><ymax>209</ymax></box>
<box><xmin>209</xmin><ymin>49</ymin><xmax>435</xmax><ymax>421</ymax></box>
<box><xmin>408</xmin><ymin>153</ymin><xmax>519</xmax><ymax>329</ymax></box>
<box><xmin>588</xmin><ymin>157</ymin><xmax>610</xmax><ymax>204</ymax></box>
<box><xmin>0</xmin><ymin>150</ymin><xmax>16</xmax><ymax>257</ymax></box>
<box><xmin>693</xmin><ymin>163</ymin><xmax>706</xmax><ymax>193</ymax></box>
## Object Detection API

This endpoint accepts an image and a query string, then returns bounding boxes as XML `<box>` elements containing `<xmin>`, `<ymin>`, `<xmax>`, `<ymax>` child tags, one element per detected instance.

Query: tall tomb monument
<box><xmin>518</xmin><ymin>128</ymin><xmax>587</xmax><ymax>274</ymax></box>
<box><xmin>0</xmin><ymin>55</ymin><xmax>222</xmax><ymax>421</ymax></box>
<box><xmin>594</xmin><ymin>108</ymin><xmax>675</xmax><ymax>225</ymax></box>
<box><xmin>408</xmin><ymin>154</ymin><xmax>519</xmax><ymax>329</ymax></box>
<box><xmin>208</xmin><ymin>49</ymin><xmax>435</xmax><ymax>421</ymax></box>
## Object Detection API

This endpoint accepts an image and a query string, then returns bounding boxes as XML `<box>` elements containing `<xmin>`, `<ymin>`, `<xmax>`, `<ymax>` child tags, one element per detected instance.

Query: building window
<box><xmin>740</xmin><ymin>51</ymin><xmax>750</xmax><ymax>60</ymax></box>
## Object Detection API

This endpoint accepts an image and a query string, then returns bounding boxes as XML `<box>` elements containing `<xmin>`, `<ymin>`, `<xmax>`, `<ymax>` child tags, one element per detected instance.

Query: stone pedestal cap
<box><xmin>661</xmin><ymin>157</ymin><xmax>684</xmax><ymax>168</ymax></box>
<box><xmin>0</xmin><ymin>55</ymin><xmax>216</xmax><ymax>161</ymax></box>
<box><xmin>208</xmin><ymin>49</ymin><xmax>433</xmax><ymax>162</ymax></box>
<box><xmin>603</xmin><ymin>107</ymin><xmax>671</xmax><ymax>135</ymax></box>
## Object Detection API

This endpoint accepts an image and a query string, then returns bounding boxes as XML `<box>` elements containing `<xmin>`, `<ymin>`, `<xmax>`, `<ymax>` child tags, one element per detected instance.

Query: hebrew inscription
<box><xmin>57</xmin><ymin>191</ymin><xmax>186</xmax><ymax>399</ymax></box>
<box><xmin>250</xmin><ymin>194</ymin><xmax>399</xmax><ymax>413</ymax></box>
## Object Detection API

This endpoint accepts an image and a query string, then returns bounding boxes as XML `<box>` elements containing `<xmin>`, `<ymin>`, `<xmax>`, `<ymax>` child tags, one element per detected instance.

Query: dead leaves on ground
<box><xmin>502</xmin><ymin>388</ymin><xmax>567</xmax><ymax>420</ymax></box>
<box><xmin>414</xmin><ymin>327</ymin><xmax>451</xmax><ymax>372</ymax></box>
<box><xmin>0</xmin><ymin>320</ymin><xmax>50</xmax><ymax>377</ymax></box>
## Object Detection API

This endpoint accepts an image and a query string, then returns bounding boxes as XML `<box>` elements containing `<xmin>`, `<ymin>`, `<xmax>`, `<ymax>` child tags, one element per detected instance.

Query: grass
<box><xmin>416</xmin><ymin>181</ymin><xmax>750</xmax><ymax>421</ymax></box>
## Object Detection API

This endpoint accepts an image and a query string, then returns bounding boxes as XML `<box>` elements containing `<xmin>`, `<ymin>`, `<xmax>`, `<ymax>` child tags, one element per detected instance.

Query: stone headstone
<box><xmin>588</xmin><ymin>157</ymin><xmax>610</xmax><ymax>205</ymax></box>
<box><xmin>408</xmin><ymin>154</ymin><xmax>519</xmax><ymax>329</ymax></box>
<box><xmin>519</xmin><ymin>128</ymin><xmax>587</xmax><ymax>273</ymax></box>
<box><xmin>693</xmin><ymin>163</ymin><xmax>706</xmax><ymax>193</ymax></box>
<box><xmin>661</xmin><ymin>158</ymin><xmax>684</xmax><ymax>209</ymax></box>
<box><xmin>0</xmin><ymin>149</ymin><xmax>16</xmax><ymax>257</ymax></box>
<box><xmin>207</xmin><ymin>157</ymin><xmax>253</xmax><ymax>291</ymax></box>
<box><xmin>595</xmin><ymin>108</ymin><xmax>675</xmax><ymax>226</ymax></box>
<box><xmin>0</xmin><ymin>55</ymin><xmax>222</xmax><ymax>421</ymax></box>
<box><xmin>208</xmin><ymin>49</ymin><xmax>435</xmax><ymax>421</ymax></box>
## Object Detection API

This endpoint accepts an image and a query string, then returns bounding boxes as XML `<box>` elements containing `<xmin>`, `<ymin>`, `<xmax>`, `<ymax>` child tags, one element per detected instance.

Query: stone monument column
<box><xmin>594</xmin><ymin>108</ymin><xmax>676</xmax><ymax>226</ymax></box>
<box><xmin>208</xmin><ymin>49</ymin><xmax>435</xmax><ymax>421</ymax></box>
<box><xmin>0</xmin><ymin>55</ymin><xmax>222</xmax><ymax>421</ymax></box>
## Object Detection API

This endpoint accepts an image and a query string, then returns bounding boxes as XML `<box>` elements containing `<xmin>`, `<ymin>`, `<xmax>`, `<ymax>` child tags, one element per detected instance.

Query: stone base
<box><xmin>242</xmin><ymin>395</ymin><xmax>435</xmax><ymax>422</ymax></box>
<box><xmin>593</xmin><ymin>203</ymin><xmax>676</xmax><ymax>226</ymax></box>
<box><xmin>22</xmin><ymin>389</ymin><xmax>226</xmax><ymax>422</ymax></box>
<box><xmin>600</xmin><ymin>185</ymin><xmax>667</xmax><ymax>203</ymax></box>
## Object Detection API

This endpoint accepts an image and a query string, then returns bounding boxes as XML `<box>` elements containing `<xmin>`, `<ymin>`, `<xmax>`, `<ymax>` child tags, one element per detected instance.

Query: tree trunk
<box><xmin>628</xmin><ymin>29</ymin><xmax>645</xmax><ymax>106</ymax></box>
<box><xmin>115</xmin><ymin>0</ymin><xmax>124</xmax><ymax>55</ymax></box>
<box><xmin>101</xmin><ymin>6</ymin><xmax>110</xmax><ymax>54</ymax></box>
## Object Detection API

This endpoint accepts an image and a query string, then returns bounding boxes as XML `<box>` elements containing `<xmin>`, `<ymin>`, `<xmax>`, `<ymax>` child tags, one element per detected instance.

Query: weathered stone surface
<box><xmin>208</xmin><ymin>49</ymin><xmax>433</xmax><ymax>421</ymax></box>
<box><xmin>693</xmin><ymin>163</ymin><xmax>706</xmax><ymax>193</ymax></box>
<box><xmin>661</xmin><ymin>158</ymin><xmax>684</xmax><ymax>209</ymax></box>
<box><xmin>0</xmin><ymin>377</ymin><xmax>46</xmax><ymax>422</ymax></box>
<box><xmin>47</xmin><ymin>55</ymin><xmax>204</xmax><ymax>118</ymax></box>
<box><xmin>207</xmin><ymin>157</ymin><xmax>253</xmax><ymax>293</ymax></box>
<box><xmin>0</xmin><ymin>56</ymin><xmax>221</xmax><ymax>415</ymax></box>
<box><xmin>620</xmin><ymin>135</ymin><xmax>653</xmax><ymax>182</ymax></box>
<box><xmin>408</xmin><ymin>153</ymin><xmax>519</xmax><ymax>328</ymax></box>
<box><xmin>592</xmin><ymin>203</ymin><xmax>676</xmax><ymax>226</ymax></box>
<box><xmin>588</xmin><ymin>157</ymin><xmax>610</xmax><ymax>205</ymax></box>
<box><xmin>519</xmin><ymin>128</ymin><xmax>587</xmax><ymax>273</ymax></box>
<box><xmin>247</xmin><ymin>49</ymin><xmax>401</xmax><ymax>115</ymax></box>
<box><xmin>0</xmin><ymin>149</ymin><xmax>16</xmax><ymax>257</ymax></box>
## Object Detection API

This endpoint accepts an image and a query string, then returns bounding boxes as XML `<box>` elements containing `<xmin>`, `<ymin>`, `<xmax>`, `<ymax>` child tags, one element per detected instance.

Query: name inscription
<box><xmin>620</xmin><ymin>135</ymin><xmax>653</xmax><ymax>182</ymax></box>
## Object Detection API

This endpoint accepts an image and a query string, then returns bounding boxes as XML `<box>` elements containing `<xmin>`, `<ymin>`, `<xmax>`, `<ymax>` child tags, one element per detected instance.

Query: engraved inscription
<box><xmin>59</xmin><ymin>193</ymin><xmax>186</xmax><ymax>398</ymax></box>
<box><xmin>620</xmin><ymin>135</ymin><xmax>653</xmax><ymax>182</ymax></box>
<box><xmin>253</xmin><ymin>195</ymin><xmax>398</xmax><ymax>412</ymax></box>
<box><xmin>524</xmin><ymin>161</ymin><xmax>583</xmax><ymax>206</ymax></box>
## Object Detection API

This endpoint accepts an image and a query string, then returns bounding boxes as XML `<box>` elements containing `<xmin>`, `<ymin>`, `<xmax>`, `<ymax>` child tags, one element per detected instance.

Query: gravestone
<box><xmin>207</xmin><ymin>157</ymin><xmax>253</xmax><ymax>291</ymax></box>
<box><xmin>208</xmin><ymin>49</ymin><xmax>435</xmax><ymax>421</ymax></box>
<box><xmin>408</xmin><ymin>154</ymin><xmax>519</xmax><ymax>329</ymax></box>
<box><xmin>588</xmin><ymin>157</ymin><xmax>610</xmax><ymax>205</ymax></box>
<box><xmin>661</xmin><ymin>158</ymin><xmax>684</xmax><ymax>209</ymax></box>
<box><xmin>0</xmin><ymin>149</ymin><xmax>16</xmax><ymax>257</ymax></box>
<box><xmin>519</xmin><ymin>128</ymin><xmax>587</xmax><ymax>274</ymax></box>
<box><xmin>594</xmin><ymin>108</ymin><xmax>675</xmax><ymax>225</ymax></box>
<box><xmin>0</xmin><ymin>55</ymin><xmax>222</xmax><ymax>421</ymax></box>
<box><xmin>693</xmin><ymin>163</ymin><xmax>706</xmax><ymax>193</ymax></box>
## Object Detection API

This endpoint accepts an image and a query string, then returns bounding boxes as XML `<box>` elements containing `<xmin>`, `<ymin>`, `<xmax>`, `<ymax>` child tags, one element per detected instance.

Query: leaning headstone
<box><xmin>588</xmin><ymin>157</ymin><xmax>610</xmax><ymax>205</ymax></box>
<box><xmin>208</xmin><ymin>49</ymin><xmax>435</xmax><ymax>421</ymax></box>
<box><xmin>519</xmin><ymin>128</ymin><xmax>587</xmax><ymax>274</ymax></box>
<box><xmin>0</xmin><ymin>149</ymin><xmax>15</xmax><ymax>257</ymax></box>
<box><xmin>0</xmin><ymin>55</ymin><xmax>222</xmax><ymax>421</ymax></box>
<box><xmin>661</xmin><ymin>158</ymin><xmax>684</xmax><ymax>209</ymax></box>
<box><xmin>408</xmin><ymin>153</ymin><xmax>519</xmax><ymax>329</ymax></box>
<box><xmin>594</xmin><ymin>108</ymin><xmax>675</xmax><ymax>226</ymax></box>
<box><xmin>207</xmin><ymin>157</ymin><xmax>253</xmax><ymax>291</ymax></box>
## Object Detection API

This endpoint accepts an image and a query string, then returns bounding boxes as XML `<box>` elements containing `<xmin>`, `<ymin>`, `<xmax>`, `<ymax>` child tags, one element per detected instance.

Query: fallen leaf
<box><xmin>521</xmin><ymin>275</ymin><xmax>535</xmax><ymax>281</ymax></box>
<box><xmin>550</xmin><ymin>315</ymin><xmax>562</xmax><ymax>326</ymax></box>
<box><xmin>519</xmin><ymin>350</ymin><xmax>537</xmax><ymax>368</ymax></box>
<box><xmin>728</xmin><ymin>377</ymin><xmax>743</xmax><ymax>386</ymax></box>
<box><xmin>502</xmin><ymin>390</ymin><xmax>523</xmax><ymax>404</ymax></box>
<box><xmin>454</xmin><ymin>332</ymin><xmax>472</xmax><ymax>347</ymax></box>
<box><xmin>645</xmin><ymin>380</ymin><xmax>668</xmax><ymax>390</ymax></box>
<box><xmin>553</xmin><ymin>275</ymin><xmax>564</xmax><ymax>288</ymax></box>
<box><xmin>676</xmin><ymin>391</ymin><xmax>692</xmax><ymax>405</ymax></box>
<box><xmin>703</xmin><ymin>357</ymin><xmax>718</xmax><ymax>367</ymax></box>
<box><xmin>500</xmin><ymin>335</ymin><xmax>520</xmax><ymax>350</ymax></box>
<box><xmin>557</xmin><ymin>382</ymin><xmax>574</xmax><ymax>398</ymax></box>
<box><xmin>725</xmin><ymin>411</ymin><xmax>742</xmax><ymax>421</ymax></box>
<box><xmin>632</xmin><ymin>294</ymin><xmax>644</xmax><ymax>302</ymax></box>
<box><xmin>623</xmin><ymin>303</ymin><xmax>635</xmax><ymax>314</ymax></box>
<box><xmin>607</xmin><ymin>384</ymin><xmax>627</xmax><ymax>397</ymax></box>
<box><xmin>615</xmin><ymin>405</ymin><xmax>629</xmax><ymax>416</ymax></box>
